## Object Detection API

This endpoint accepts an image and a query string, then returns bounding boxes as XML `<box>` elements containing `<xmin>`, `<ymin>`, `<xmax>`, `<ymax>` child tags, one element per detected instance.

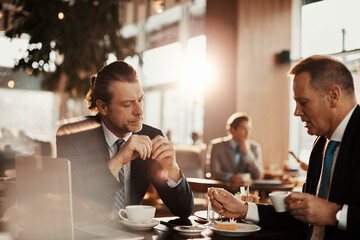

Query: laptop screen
<box><xmin>15</xmin><ymin>155</ymin><xmax>74</xmax><ymax>240</ymax></box>
<box><xmin>15</xmin><ymin>155</ymin><xmax>144</xmax><ymax>240</ymax></box>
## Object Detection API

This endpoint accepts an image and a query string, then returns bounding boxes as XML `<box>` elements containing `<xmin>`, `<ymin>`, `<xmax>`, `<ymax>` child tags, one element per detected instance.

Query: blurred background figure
<box><xmin>191</xmin><ymin>132</ymin><xmax>200</xmax><ymax>145</ymax></box>
<box><xmin>0</xmin><ymin>144</ymin><xmax>17</xmax><ymax>176</ymax></box>
<box><xmin>17</xmin><ymin>130</ymin><xmax>35</xmax><ymax>154</ymax></box>
<box><xmin>207</xmin><ymin>112</ymin><xmax>263</xmax><ymax>183</ymax></box>
<box><xmin>191</xmin><ymin>131</ymin><xmax>205</xmax><ymax>146</ymax></box>
<box><xmin>166</xmin><ymin>130</ymin><xmax>172</xmax><ymax>142</ymax></box>
<box><xmin>0</xmin><ymin>127</ymin><xmax>16</xmax><ymax>151</ymax></box>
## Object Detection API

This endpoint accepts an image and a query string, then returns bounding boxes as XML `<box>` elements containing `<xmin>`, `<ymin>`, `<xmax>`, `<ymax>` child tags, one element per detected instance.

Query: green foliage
<box><xmin>6</xmin><ymin>0</ymin><xmax>136</xmax><ymax>96</ymax></box>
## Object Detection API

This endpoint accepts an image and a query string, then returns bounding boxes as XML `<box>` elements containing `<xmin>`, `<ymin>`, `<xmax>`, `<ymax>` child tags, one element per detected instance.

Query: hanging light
<box><xmin>153</xmin><ymin>0</ymin><xmax>165</xmax><ymax>14</ymax></box>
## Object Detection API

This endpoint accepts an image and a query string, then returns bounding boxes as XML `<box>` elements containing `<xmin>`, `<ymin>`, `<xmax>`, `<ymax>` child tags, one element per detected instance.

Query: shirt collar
<box><xmin>330</xmin><ymin>105</ymin><xmax>357</xmax><ymax>142</ymax></box>
<box><xmin>101</xmin><ymin>121</ymin><xmax>132</xmax><ymax>148</ymax></box>
<box><xmin>229</xmin><ymin>138</ymin><xmax>237</xmax><ymax>150</ymax></box>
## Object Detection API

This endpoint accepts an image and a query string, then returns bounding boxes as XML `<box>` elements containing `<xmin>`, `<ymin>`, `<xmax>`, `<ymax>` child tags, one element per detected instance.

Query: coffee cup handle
<box><xmin>118</xmin><ymin>209</ymin><xmax>128</xmax><ymax>221</ymax></box>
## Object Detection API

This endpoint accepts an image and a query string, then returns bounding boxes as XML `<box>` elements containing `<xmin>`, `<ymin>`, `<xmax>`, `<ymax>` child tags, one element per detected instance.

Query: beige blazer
<box><xmin>207</xmin><ymin>136</ymin><xmax>263</xmax><ymax>181</ymax></box>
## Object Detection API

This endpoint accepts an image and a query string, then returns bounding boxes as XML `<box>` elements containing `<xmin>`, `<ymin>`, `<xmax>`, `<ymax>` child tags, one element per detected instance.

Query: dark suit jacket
<box><xmin>257</xmin><ymin>105</ymin><xmax>360</xmax><ymax>239</ymax></box>
<box><xmin>56</xmin><ymin>116</ymin><xmax>194</xmax><ymax>222</ymax></box>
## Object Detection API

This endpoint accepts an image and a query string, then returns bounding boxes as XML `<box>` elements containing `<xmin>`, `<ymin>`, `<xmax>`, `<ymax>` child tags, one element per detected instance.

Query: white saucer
<box><xmin>173</xmin><ymin>225</ymin><xmax>205</xmax><ymax>236</ymax></box>
<box><xmin>208</xmin><ymin>223</ymin><xmax>261</xmax><ymax>236</ymax></box>
<box><xmin>194</xmin><ymin>210</ymin><xmax>221</xmax><ymax>220</ymax></box>
<box><xmin>120</xmin><ymin>219</ymin><xmax>160</xmax><ymax>230</ymax></box>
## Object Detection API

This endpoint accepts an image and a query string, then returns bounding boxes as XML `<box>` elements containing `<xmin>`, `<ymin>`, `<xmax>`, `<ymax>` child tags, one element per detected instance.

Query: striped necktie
<box><xmin>114</xmin><ymin>139</ymin><xmax>125</xmax><ymax>219</ymax></box>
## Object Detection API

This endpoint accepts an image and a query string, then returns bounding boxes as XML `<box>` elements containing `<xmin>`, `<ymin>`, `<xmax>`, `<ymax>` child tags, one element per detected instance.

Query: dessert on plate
<box><xmin>215</xmin><ymin>218</ymin><xmax>237</xmax><ymax>231</ymax></box>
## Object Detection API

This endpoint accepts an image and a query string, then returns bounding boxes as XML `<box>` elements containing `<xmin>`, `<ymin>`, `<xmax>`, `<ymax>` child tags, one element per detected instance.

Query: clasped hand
<box><xmin>109</xmin><ymin>135</ymin><xmax>180</xmax><ymax>181</ymax></box>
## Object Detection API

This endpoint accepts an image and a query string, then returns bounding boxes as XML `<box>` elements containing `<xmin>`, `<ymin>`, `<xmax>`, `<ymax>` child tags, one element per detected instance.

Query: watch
<box><xmin>336</xmin><ymin>209</ymin><xmax>342</xmax><ymax>222</ymax></box>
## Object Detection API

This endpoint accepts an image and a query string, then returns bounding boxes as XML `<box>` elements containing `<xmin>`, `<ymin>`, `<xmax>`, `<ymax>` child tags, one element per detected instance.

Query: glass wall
<box><xmin>0</xmin><ymin>32</ymin><xmax>58</xmax><ymax>162</ymax></box>
<box><xmin>301</xmin><ymin>0</ymin><xmax>360</xmax><ymax>57</ymax></box>
<box><xmin>290</xmin><ymin>0</ymin><xmax>360</xmax><ymax>164</ymax></box>
<box><xmin>140</xmin><ymin>35</ymin><xmax>207</xmax><ymax>144</ymax></box>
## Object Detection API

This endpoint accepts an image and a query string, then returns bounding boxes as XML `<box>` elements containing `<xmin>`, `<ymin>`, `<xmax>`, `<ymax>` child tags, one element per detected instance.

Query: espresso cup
<box><xmin>269</xmin><ymin>191</ymin><xmax>290</xmax><ymax>212</ymax></box>
<box><xmin>119</xmin><ymin>205</ymin><xmax>156</xmax><ymax>224</ymax></box>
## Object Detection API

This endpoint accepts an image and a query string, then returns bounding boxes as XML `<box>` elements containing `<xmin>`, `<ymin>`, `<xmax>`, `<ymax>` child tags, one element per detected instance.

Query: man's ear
<box><xmin>229</xmin><ymin>127</ymin><xmax>235</xmax><ymax>136</ymax></box>
<box><xmin>96</xmin><ymin>99</ymin><xmax>107</xmax><ymax>115</ymax></box>
<box><xmin>327</xmin><ymin>85</ymin><xmax>340</xmax><ymax>107</ymax></box>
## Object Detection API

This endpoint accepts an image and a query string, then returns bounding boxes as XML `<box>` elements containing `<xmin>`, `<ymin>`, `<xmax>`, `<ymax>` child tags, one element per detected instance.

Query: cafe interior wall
<box><xmin>94</xmin><ymin>0</ymin><xmax>293</xmax><ymax>169</ymax></box>
<box><xmin>0</xmin><ymin>0</ymin><xmax>292</xmax><ymax>169</ymax></box>
<box><xmin>204</xmin><ymin>0</ymin><xmax>292</xmax><ymax>169</ymax></box>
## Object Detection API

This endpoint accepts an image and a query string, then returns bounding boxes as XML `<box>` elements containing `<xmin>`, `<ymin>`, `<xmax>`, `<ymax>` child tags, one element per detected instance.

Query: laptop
<box><xmin>15</xmin><ymin>155</ymin><xmax>144</xmax><ymax>240</ymax></box>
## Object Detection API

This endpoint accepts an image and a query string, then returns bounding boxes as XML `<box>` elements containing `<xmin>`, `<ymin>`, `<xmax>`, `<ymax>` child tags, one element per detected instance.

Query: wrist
<box><xmin>240</xmin><ymin>201</ymin><xmax>249</xmax><ymax>219</ymax></box>
<box><xmin>331</xmin><ymin>204</ymin><xmax>342</xmax><ymax>226</ymax></box>
<box><xmin>335</xmin><ymin>205</ymin><xmax>343</xmax><ymax>227</ymax></box>
<box><xmin>164</xmin><ymin>164</ymin><xmax>181</xmax><ymax>182</ymax></box>
<box><xmin>108</xmin><ymin>156</ymin><xmax>125</xmax><ymax>178</ymax></box>
<box><xmin>108</xmin><ymin>160</ymin><xmax>121</xmax><ymax>178</ymax></box>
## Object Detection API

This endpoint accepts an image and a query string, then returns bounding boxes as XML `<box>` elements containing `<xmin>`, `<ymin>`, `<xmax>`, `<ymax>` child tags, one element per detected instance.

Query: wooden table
<box><xmin>109</xmin><ymin>216</ymin><xmax>298</xmax><ymax>240</ymax></box>
<box><xmin>0</xmin><ymin>215</ymin><xmax>298</xmax><ymax>240</ymax></box>
<box><xmin>187</xmin><ymin>177</ymin><xmax>294</xmax><ymax>193</ymax></box>
<box><xmin>187</xmin><ymin>177</ymin><xmax>294</xmax><ymax>203</ymax></box>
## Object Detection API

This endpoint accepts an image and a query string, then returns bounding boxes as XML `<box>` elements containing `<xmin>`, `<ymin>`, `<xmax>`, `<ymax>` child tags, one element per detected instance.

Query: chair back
<box><xmin>174</xmin><ymin>145</ymin><xmax>205</xmax><ymax>178</ymax></box>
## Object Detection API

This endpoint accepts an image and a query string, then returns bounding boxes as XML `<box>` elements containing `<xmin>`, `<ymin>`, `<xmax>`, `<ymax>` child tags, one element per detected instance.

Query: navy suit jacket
<box><xmin>56</xmin><ymin>116</ymin><xmax>194</xmax><ymax>222</ymax></box>
<box><xmin>257</xmin><ymin>105</ymin><xmax>360</xmax><ymax>239</ymax></box>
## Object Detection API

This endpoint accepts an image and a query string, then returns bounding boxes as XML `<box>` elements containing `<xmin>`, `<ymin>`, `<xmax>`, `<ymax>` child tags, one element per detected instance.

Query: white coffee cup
<box><xmin>240</xmin><ymin>173</ymin><xmax>251</xmax><ymax>182</ymax></box>
<box><xmin>269</xmin><ymin>191</ymin><xmax>290</xmax><ymax>212</ymax></box>
<box><xmin>119</xmin><ymin>205</ymin><xmax>156</xmax><ymax>224</ymax></box>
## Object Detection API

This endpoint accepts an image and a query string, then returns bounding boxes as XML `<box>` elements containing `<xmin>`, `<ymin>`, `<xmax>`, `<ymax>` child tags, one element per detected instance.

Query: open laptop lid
<box><xmin>15</xmin><ymin>155</ymin><xmax>144</xmax><ymax>240</ymax></box>
<box><xmin>15</xmin><ymin>155</ymin><xmax>74</xmax><ymax>240</ymax></box>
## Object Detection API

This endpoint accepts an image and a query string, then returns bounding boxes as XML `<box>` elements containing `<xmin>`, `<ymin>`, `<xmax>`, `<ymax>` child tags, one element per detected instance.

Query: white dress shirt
<box><xmin>101</xmin><ymin>122</ymin><xmax>182</xmax><ymax>206</ymax></box>
<box><xmin>102</xmin><ymin>122</ymin><xmax>132</xmax><ymax>206</ymax></box>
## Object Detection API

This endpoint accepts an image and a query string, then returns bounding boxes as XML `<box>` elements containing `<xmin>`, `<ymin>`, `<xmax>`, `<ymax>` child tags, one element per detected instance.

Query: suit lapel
<box><xmin>84</xmin><ymin>115</ymin><xmax>110</xmax><ymax>162</ymax></box>
<box><xmin>305</xmin><ymin>136</ymin><xmax>326</xmax><ymax>194</ymax></box>
<box><xmin>329</xmin><ymin>105</ymin><xmax>360</xmax><ymax>203</ymax></box>
<box><xmin>89</xmin><ymin>124</ymin><xmax>110</xmax><ymax>161</ymax></box>
<box><xmin>225</xmin><ymin>140</ymin><xmax>236</xmax><ymax>169</ymax></box>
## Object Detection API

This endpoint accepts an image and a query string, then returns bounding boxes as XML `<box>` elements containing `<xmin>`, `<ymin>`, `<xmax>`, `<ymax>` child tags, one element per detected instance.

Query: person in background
<box><xmin>191</xmin><ymin>131</ymin><xmax>207</xmax><ymax>150</ymax></box>
<box><xmin>191</xmin><ymin>132</ymin><xmax>201</xmax><ymax>145</ymax></box>
<box><xmin>208</xmin><ymin>55</ymin><xmax>360</xmax><ymax>239</ymax></box>
<box><xmin>166</xmin><ymin>130</ymin><xmax>172</xmax><ymax>142</ymax></box>
<box><xmin>0</xmin><ymin>144</ymin><xmax>16</xmax><ymax>176</ymax></box>
<box><xmin>207</xmin><ymin>112</ymin><xmax>263</xmax><ymax>183</ymax></box>
<box><xmin>56</xmin><ymin>60</ymin><xmax>193</xmax><ymax>222</ymax></box>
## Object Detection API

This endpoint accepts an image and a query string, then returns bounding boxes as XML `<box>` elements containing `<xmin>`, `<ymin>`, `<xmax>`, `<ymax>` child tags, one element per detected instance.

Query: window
<box><xmin>290</xmin><ymin>0</ymin><xmax>360</xmax><ymax>165</ymax></box>
<box><xmin>141</xmin><ymin>35</ymin><xmax>207</xmax><ymax>144</ymax></box>
<box><xmin>301</xmin><ymin>0</ymin><xmax>360</xmax><ymax>57</ymax></box>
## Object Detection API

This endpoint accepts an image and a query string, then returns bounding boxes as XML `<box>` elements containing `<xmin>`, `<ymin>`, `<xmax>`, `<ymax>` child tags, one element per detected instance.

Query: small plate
<box><xmin>209</xmin><ymin>223</ymin><xmax>261</xmax><ymax>236</ymax></box>
<box><xmin>173</xmin><ymin>226</ymin><xmax>205</xmax><ymax>236</ymax></box>
<box><xmin>120</xmin><ymin>219</ymin><xmax>160</xmax><ymax>230</ymax></box>
<box><xmin>194</xmin><ymin>210</ymin><xmax>221</xmax><ymax>220</ymax></box>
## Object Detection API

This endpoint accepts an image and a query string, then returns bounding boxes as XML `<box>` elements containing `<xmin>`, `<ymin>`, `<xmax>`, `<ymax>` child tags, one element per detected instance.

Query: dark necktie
<box><xmin>114</xmin><ymin>139</ymin><xmax>125</xmax><ymax>219</ymax></box>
